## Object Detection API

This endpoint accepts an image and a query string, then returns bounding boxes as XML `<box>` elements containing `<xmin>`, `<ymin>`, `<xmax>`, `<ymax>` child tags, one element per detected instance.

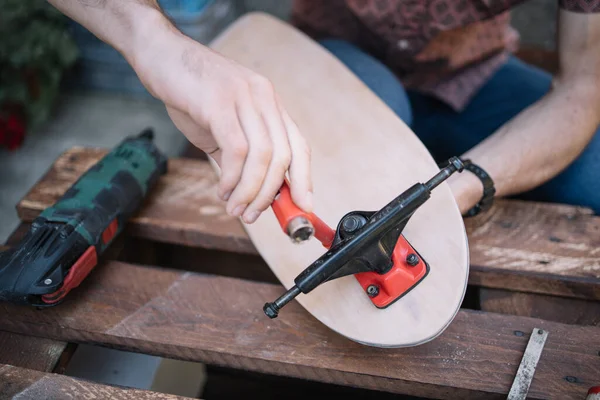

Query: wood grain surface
<box><xmin>466</xmin><ymin>200</ymin><xmax>600</xmax><ymax>300</ymax></box>
<box><xmin>0</xmin><ymin>331</ymin><xmax>67</xmax><ymax>373</ymax></box>
<box><xmin>17</xmin><ymin>146</ymin><xmax>600</xmax><ymax>301</ymax></box>
<box><xmin>0</xmin><ymin>260</ymin><xmax>597</xmax><ymax>399</ymax></box>
<box><xmin>0</xmin><ymin>363</ymin><xmax>191</xmax><ymax>399</ymax></box>
<box><xmin>479</xmin><ymin>288</ymin><xmax>600</xmax><ymax>326</ymax></box>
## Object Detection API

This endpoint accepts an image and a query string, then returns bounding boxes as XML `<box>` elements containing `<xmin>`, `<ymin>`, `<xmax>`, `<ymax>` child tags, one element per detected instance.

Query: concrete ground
<box><xmin>0</xmin><ymin>0</ymin><xmax>557</xmax><ymax>398</ymax></box>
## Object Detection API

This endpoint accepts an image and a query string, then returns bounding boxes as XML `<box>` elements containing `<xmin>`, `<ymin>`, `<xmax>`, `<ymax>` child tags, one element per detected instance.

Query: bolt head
<box><xmin>342</xmin><ymin>216</ymin><xmax>360</xmax><ymax>233</ymax></box>
<box><xmin>44</xmin><ymin>279</ymin><xmax>52</xmax><ymax>285</ymax></box>
<box><xmin>366</xmin><ymin>285</ymin><xmax>379</xmax><ymax>297</ymax></box>
<box><xmin>449</xmin><ymin>156</ymin><xmax>464</xmax><ymax>172</ymax></box>
<box><xmin>406</xmin><ymin>253</ymin><xmax>419</xmax><ymax>266</ymax></box>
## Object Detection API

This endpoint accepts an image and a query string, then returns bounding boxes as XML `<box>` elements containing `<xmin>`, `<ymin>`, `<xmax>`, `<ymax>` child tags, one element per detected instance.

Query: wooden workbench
<box><xmin>1</xmin><ymin>145</ymin><xmax>599</xmax><ymax>399</ymax></box>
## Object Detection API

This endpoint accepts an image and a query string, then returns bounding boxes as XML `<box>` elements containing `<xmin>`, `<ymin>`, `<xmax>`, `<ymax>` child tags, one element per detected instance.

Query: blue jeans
<box><xmin>319</xmin><ymin>39</ymin><xmax>600</xmax><ymax>213</ymax></box>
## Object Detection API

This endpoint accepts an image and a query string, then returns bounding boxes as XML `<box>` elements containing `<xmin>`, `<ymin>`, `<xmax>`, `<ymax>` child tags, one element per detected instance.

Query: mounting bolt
<box><xmin>366</xmin><ymin>285</ymin><xmax>379</xmax><ymax>297</ymax></box>
<box><xmin>406</xmin><ymin>253</ymin><xmax>419</xmax><ymax>266</ymax></box>
<box><xmin>342</xmin><ymin>215</ymin><xmax>362</xmax><ymax>234</ymax></box>
<box><xmin>44</xmin><ymin>279</ymin><xmax>52</xmax><ymax>285</ymax></box>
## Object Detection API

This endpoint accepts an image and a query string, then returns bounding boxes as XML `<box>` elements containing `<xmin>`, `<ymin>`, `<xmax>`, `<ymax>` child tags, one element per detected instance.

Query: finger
<box><xmin>281</xmin><ymin>106</ymin><xmax>313</xmax><ymax>213</ymax></box>
<box><xmin>225</xmin><ymin>89</ymin><xmax>272</xmax><ymax>217</ymax></box>
<box><xmin>242</xmin><ymin>89</ymin><xmax>292</xmax><ymax>224</ymax></box>
<box><xmin>204</xmin><ymin>105</ymin><xmax>248</xmax><ymax>201</ymax></box>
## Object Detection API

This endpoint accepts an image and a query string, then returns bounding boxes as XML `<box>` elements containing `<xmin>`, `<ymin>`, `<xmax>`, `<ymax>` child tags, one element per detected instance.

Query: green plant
<box><xmin>0</xmin><ymin>0</ymin><xmax>78</xmax><ymax>131</ymax></box>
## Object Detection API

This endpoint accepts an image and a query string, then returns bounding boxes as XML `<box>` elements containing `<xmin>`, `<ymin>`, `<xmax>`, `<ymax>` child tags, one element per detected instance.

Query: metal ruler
<box><xmin>507</xmin><ymin>327</ymin><xmax>549</xmax><ymax>400</ymax></box>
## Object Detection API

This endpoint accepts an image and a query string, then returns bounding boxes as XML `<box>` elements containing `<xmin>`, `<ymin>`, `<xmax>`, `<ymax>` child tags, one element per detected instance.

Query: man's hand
<box><xmin>132</xmin><ymin>14</ymin><xmax>313</xmax><ymax>223</ymax></box>
<box><xmin>47</xmin><ymin>0</ymin><xmax>313</xmax><ymax>224</ymax></box>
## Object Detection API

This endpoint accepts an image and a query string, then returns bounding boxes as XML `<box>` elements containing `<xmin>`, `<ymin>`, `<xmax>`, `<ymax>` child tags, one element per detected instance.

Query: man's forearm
<box><xmin>449</xmin><ymin>10</ymin><xmax>600</xmax><ymax>214</ymax></box>
<box><xmin>46</xmin><ymin>0</ymin><xmax>170</xmax><ymax>64</ymax></box>
<box><xmin>451</xmin><ymin>82</ymin><xmax>600</xmax><ymax>212</ymax></box>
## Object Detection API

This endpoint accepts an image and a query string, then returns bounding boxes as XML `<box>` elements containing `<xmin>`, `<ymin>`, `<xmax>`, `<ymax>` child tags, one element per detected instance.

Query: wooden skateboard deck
<box><xmin>208</xmin><ymin>12</ymin><xmax>469</xmax><ymax>348</ymax></box>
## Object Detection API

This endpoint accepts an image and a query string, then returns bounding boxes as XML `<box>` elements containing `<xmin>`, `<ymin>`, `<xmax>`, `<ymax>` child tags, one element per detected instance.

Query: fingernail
<box><xmin>231</xmin><ymin>204</ymin><xmax>247</xmax><ymax>217</ymax></box>
<box><xmin>222</xmin><ymin>191</ymin><xmax>232</xmax><ymax>201</ymax></box>
<box><xmin>243</xmin><ymin>210</ymin><xmax>260</xmax><ymax>224</ymax></box>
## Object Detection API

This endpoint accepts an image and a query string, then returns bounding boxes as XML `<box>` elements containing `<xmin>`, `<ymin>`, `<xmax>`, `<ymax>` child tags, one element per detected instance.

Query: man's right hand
<box><xmin>130</xmin><ymin>12</ymin><xmax>313</xmax><ymax>224</ymax></box>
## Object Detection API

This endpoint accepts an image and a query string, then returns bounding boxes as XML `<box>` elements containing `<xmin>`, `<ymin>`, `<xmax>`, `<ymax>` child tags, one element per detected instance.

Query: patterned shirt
<box><xmin>290</xmin><ymin>0</ymin><xmax>600</xmax><ymax>111</ymax></box>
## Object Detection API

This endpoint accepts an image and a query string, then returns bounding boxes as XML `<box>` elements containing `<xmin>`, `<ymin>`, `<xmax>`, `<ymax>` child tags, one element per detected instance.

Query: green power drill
<box><xmin>0</xmin><ymin>128</ymin><xmax>167</xmax><ymax>307</ymax></box>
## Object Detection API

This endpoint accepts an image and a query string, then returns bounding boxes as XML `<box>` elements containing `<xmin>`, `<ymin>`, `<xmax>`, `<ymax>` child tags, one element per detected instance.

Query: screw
<box><xmin>366</xmin><ymin>285</ymin><xmax>379</xmax><ymax>297</ymax></box>
<box><xmin>44</xmin><ymin>279</ymin><xmax>52</xmax><ymax>285</ymax></box>
<box><xmin>538</xmin><ymin>329</ymin><xmax>544</xmax><ymax>334</ymax></box>
<box><xmin>406</xmin><ymin>253</ymin><xmax>419</xmax><ymax>266</ymax></box>
<box><xmin>514</xmin><ymin>330</ymin><xmax>524</xmax><ymax>337</ymax></box>
<box><xmin>565</xmin><ymin>376</ymin><xmax>578</xmax><ymax>383</ymax></box>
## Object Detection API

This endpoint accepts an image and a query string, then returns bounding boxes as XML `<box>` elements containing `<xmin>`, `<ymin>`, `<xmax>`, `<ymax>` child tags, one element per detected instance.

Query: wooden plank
<box><xmin>0</xmin><ymin>260</ymin><xmax>597</xmax><ymax>400</ymax></box>
<box><xmin>479</xmin><ymin>288</ymin><xmax>600</xmax><ymax>326</ymax></box>
<box><xmin>17</xmin><ymin>147</ymin><xmax>600</xmax><ymax>301</ymax></box>
<box><xmin>117</xmin><ymin>236</ymin><xmax>278</xmax><ymax>284</ymax></box>
<box><xmin>0</xmin><ymin>331</ymin><xmax>68</xmax><ymax>373</ymax></box>
<box><xmin>465</xmin><ymin>200</ymin><xmax>600</xmax><ymax>300</ymax></box>
<box><xmin>0</xmin><ymin>363</ymin><xmax>192</xmax><ymax>399</ymax></box>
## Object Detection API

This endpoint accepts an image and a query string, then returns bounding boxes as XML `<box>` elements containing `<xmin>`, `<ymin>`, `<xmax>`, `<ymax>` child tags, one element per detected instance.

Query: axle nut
<box><xmin>366</xmin><ymin>285</ymin><xmax>379</xmax><ymax>297</ymax></box>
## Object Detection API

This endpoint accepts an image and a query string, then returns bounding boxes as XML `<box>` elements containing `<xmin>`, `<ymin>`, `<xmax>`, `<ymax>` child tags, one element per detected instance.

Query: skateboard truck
<box><xmin>264</xmin><ymin>157</ymin><xmax>465</xmax><ymax>318</ymax></box>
